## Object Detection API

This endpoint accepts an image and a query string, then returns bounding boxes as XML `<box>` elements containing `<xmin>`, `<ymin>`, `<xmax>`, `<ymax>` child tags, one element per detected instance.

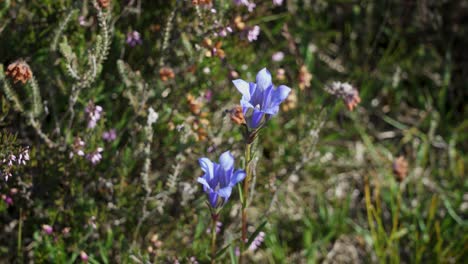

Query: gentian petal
<box><xmin>249</xmin><ymin>108</ymin><xmax>265</xmax><ymax>129</ymax></box>
<box><xmin>197</xmin><ymin>177</ymin><xmax>212</xmax><ymax>192</ymax></box>
<box><xmin>261</xmin><ymin>85</ymin><xmax>274</xmax><ymax>110</ymax></box>
<box><xmin>208</xmin><ymin>191</ymin><xmax>219</xmax><ymax>208</ymax></box>
<box><xmin>271</xmin><ymin>85</ymin><xmax>291</xmax><ymax>106</ymax></box>
<box><xmin>255</xmin><ymin>68</ymin><xmax>272</xmax><ymax>91</ymax></box>
<box><xmin>231</xmin><ymin>170</ymin><xmax>246</xmax><ymax>186</ymax></box>
<box><xmin>263</xmin><ymin>105</ymin><xmax>279</xmax><ymax>115</ymax></box>
<box><xmin>240</xmin><ymin>99</ymin><xmax>254</xmax><ymax>110</ymax></box>
<box><xmin>217</xmin><ymin>186</ymin><xmax>232</xmax><ymax>199</ymax></box>
<box><xmin>219</xmin><ymin>151</ymin><xmax>234</xmax><ymax>171</ymax></box>
<box><xmin>199</xmin><ymin>158</ymin><xmax>214</xmax><ymax>180</ymax></box>
<box><xmin>233</xmin><ymin>79</ymin><xmax>251</xmax><ymax>101</ymax></box>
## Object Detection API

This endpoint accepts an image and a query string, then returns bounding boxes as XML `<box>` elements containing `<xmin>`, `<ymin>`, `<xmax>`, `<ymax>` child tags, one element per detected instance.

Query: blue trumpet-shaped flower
<box><xmin>233</xmin><ymin>68</ymin><xmax>291</xmax><ymax>129</ymax></box>
<box><xmin>197</xmin><ymin>151</ymin><xmax>246</xmax><ymax>208</ymax></box>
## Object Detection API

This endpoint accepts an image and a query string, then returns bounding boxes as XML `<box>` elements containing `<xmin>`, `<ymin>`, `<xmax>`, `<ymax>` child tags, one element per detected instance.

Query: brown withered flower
<box><xmin>203</xmin><ymin>38</ymin><xmax>225</xmax><ymax>59</ymax></box>
<box><xmin>276</xmin><ymin>68</ymin><xmax>286</xmax><ymax>81</ymax></box>
<box><xmin>192</xmin><ymin>0</ymin><xmax>212</xmax><ymax>5</ymax></box>
<box><xmin>190</xmin><ymin>119</ymin><xmax>209</xmax><ymax>142</ymax></box>
<box><xmin>229</xmin><ymin>106</ymin><xmax>246</xmax><ymax>125</ymax></box>
<box><xmin>150</xmin><ymin>24</ymin><xmax>161</xmax><ymax>32</ymax></box>
<box><xmin>97</xmin><ymin>0</ymin><xmax>110</xmax><ymax>8</ymax></box>
<box><xmin>186</xmin><ymin>94</ymin><xmax>203</xmax><ymax>115</ymax></box>
<box><xmin>5</xmin><ymin>60</ymin><xmax>32</xmax><ymax>84</ymax></box>
<box><xmin>393</xmin><ymin>156</ymin><xmax>408</xmax><ymax>182</ymax></box>
<box><xmin>324</xmin><ymin>81</ymin><xmax>361</xmax><ymax>111</ymax></box>
<box><xmin>159</xmin><ymin>67</ymin><xmax>175</xmax><ymax>81</ymax></box>
<box><xmin>234</xmin><ymin>16</ymin><xmax>246</xmax><ymax>31</ymax></box>
<box><xmin>281</xmin><ymin>89</ymin><xmax>297</xmax><ymax>112</ymax></box>
<box><xmin>298</xmin><ymin>65</ymin><xmax>312</xmax><ymax>90</ymax></box>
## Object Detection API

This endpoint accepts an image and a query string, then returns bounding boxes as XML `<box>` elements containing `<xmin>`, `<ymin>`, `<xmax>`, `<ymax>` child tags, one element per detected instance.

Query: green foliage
<box><xmin>0</xmin><ymin>0</ymin><xmax>466</xmax><ymax>263</ymax></box>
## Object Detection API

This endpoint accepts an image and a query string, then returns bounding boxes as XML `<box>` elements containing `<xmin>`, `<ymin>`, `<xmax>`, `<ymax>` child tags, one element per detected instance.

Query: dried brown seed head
<box><xmin>230</xmin><ymin>106</ymin><xmax>246</xmax><ymax>125</ymax></box>
<box><xmin>159</xmin><ymin>67</ymin><xmax>175</xmax><ymax>81</ymax></box>
<box><xmin>98</xmin><ymin>0</ymin><xmax>110</xmax><ymax>8</ymax></box>
<box><xmin>393</xmin><ymin>156</ymin><xmax>408</xmax><ymax>182</ymax></box>
<box><xmin>5</xmin><ymin>60</ymin><xmax>32</xmax><ymax>84</ymax></box>
<box><xmin>298</xmin><ymin>65</ymin><xmax>312</xmax><ymax>90</ymax></box>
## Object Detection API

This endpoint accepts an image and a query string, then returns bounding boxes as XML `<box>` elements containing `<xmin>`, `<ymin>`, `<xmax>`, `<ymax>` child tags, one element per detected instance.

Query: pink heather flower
<box><xmin>273</xmin><ymin>0</ymin><xmax>283</xmax><ymax>5</ymax></box>
<box><xmin>247</xmin><ymin>2</ymin><xmax>256</xmax><ymax>11</ymax></box>
<box><xmin>219</xmin><ymin>26</ymin><xmax>233</xmax><ymax>37</ymax></box>
<box><xmin>17</xmin><ymin>147</ymin><xmax>30</xmax><ymax>165</ymax></box>
<box><xmin>206</xmin><ymin>221</ymin><xmax>223</xmax><ymax>234</ymax></box>
<box><xmin>248</xmin><ymin>231</ymin><xmax>265</xmax><ymax>251</ymax></box>
<box><xmin>247</xmin><ymin>25</ymin><xmax>260</xmax><ymax>42</ymax></box>
<box><xmin>70</xmin><ymin>137</ymin><xmax>86</xmax><ymax>158</ymax></box>
<box><xmin>2</xmin><ymin>195</ymin><xmax>13</xmax><ymax>206</ymax></box>
<box><xmin>234</xmin><ymin>0</ymin><xmax>255</xmax><ymax>12</ymax></box>
<box><xmin>78</xmin><ymin>16</ymin><xmax>86</xmax><ymax>26</ymax></box>
<box><xmin>80</xmin><ymin>251</ymin><xmax>89</xmax><ymax>262</ymax></box>
<box><xmin>204</xmin><ymin>90</ymin><xmax>213</xmax><ymax>101</ymax></box>
<box><xmin>324</xmin><ymin>81</ymin><xmax>361</xmax><ymax>111</ymax></box>
<box><xmin>233</xmin><ymin>0</ymin><xmax>249</xmax><ymax>6</ymax></box>
<box><xmin>85</xmin><ymin>101</ymin><xmax>103</xmax><ymax>129</ymax></box>
<box><xmin>42</xmin><ymin>224</ymin><xmax>53</xmax><ymax>235</ymax></box>
<box><xmin>272</xmin><ymin>51</ymin><xmax>285</xmax><ymax>62</ymax></box>
<box><xmin>86</xmin><ymin>148</ymin><xmax>103</xmax><ymax>165</ymax></box>
<box><xmin>126</xmin><ymin>31</ymin><xmax>142</xmax><ymax>47</ymax></box>
<box><xmin>102</xmin><ymin>129</ymin><xmax>117</xmax><ymax>142</ymax></box>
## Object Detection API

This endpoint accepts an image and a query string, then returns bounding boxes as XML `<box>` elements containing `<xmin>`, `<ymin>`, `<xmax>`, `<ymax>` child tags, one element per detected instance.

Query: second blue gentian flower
<box><xmin>197</xmin><ymin>151</ymin><xmax>246</xmax><ymax>209</ymax></box>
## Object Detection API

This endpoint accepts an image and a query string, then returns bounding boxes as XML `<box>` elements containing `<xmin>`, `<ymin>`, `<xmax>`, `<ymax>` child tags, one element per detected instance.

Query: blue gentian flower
<box><xmin>233</xmin><ymin>68</ymin><xmax>291</xmax><ymax>129</ymax></box>
<box><xmin>197</xmin><ymin>151</ymin><xmax>246</xmax><ymax>208</ymax></box>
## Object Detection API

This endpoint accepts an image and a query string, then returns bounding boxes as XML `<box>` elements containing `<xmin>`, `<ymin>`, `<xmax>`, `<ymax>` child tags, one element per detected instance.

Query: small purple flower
<box><xmin>206</xmin><ymin>221</ymin><xmax>223</xmax><ymax>234</ymax></box>
<box><xmin>189</xmin><ymin>256</ymin><xmax>199</xmax><ymax>264</ymax></box>
<box><xmin>2</xmin><ymin>195</ymin><xmax>13</xmax><ymax>206</ymax></box>
<box><xmin>78</xmin><ymin>16</ymin><xmax>86</xmax><ymax>26</ymax></box>
<box><xmin>204</xmin><ymin>90</ymin><xmax>213</xmax><ymax>101</ymax></box>
<box><xmin>247</xmin><ymin>25</ymin><xmax>260</xmax><ymax>42</ymax></box>
<box><xmin>197</xmin><ymin>151</ymin><xmax>246</xmax><ymax>208</ymax></box>
<box><xmin>80</xmin><ymin>251</ymin><xmax>89</xmax><ymax>263</ymax></box>
<box><xmin>248</xmin><ymin>231</ymin><xmax>265</xmax><ymax>251</ymax></box>
<box><xmin>272</xmin><ymin>51</ymin><xmax>284</xmax><ymax>62</ymax></box>
<box><xmin>86</xmin><ymin>148</ymin><xmax>103</xmax><ymax>165</ymax></box>
<box><xmin>247</xmin><ymin>2</ymin><xmax>256</xmax><ymax>11</ymax></box>
<box><xmin>233</xmin><ymin>0</ymin><xmax>255</xmax><ymax>12</ymax></box>
<box><xmin>233</xmin><ymin>0</ymin><xmax>249</xmax><ymax>6</ymax></box>
<box><xmin>233</xmin><ymin>68</ymin><xmax>291</xmax><ymax>129</ymax></box>
<box><xmin>85</xmin><ymin>101</ymin><xmax>103</xmax><ymax>129</ymax></box>
<box><xmin>218</xmin><ymin>26</ymin><xmax>233</xmax><ymax>37</ymax></box>
<box><xmin>273</xmin><ymin>0</ymin><xmax>283</xmax><ymax>6</ymax></box>
<box><xmin>126</xmin><ymin>31</ymin><xmax>142</xmax><ymax>47</ymax></box>
<box><xmin>102</xmin><ymin>129</ymin><xmax>117</xmax><ymax>142</ymax></box>
<box><xmin>42</xmin><ymin>224</ymin><xmax>53</xmax><ymax>235</ymax></box>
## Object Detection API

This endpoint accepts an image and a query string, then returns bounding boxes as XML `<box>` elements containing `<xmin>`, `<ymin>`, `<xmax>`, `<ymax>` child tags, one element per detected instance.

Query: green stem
<box><xmin>211</xmin><ymin>215</ymin><xmax>218</xmax><ymax>264</ymax></box>
<box><xmin>17</xmin><ymin>208</ymin><xmax>23</xmax><ymax>262</ymax></box>
<box><xmin>240</xmin><ymin>143</ymin><xmax>252</xmax><ymax>263</ymax></box>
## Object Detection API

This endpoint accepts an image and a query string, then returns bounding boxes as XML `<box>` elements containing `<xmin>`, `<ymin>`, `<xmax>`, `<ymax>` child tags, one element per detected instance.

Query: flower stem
<box><xmin>17</xmin><ymin>208</ymin><xmax>23</xmax><ymax>262</ymax></box>
<box><xmin>240</xmin><ymin>142</ymin><xmax>252</xmax><ymax>263</ymax></box>
<box><xmin>211</xmin><ymin>214</ymin><xmax>218</xmax><ymax>264</ymax></box>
